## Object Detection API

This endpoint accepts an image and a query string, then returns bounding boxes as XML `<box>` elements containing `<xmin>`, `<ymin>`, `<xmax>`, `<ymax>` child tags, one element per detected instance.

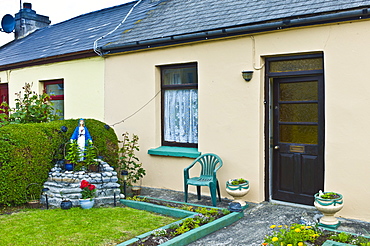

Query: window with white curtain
<box><xmin>161</xmin><ymin>63</ymin><xmax>198</xmax><ymax>148</ymax></box>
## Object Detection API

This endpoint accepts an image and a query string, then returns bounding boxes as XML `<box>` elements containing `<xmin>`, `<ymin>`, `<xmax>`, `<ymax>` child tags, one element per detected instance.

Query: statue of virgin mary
<box><xmin>70</xmin><ymin>119</ymin><xmax>92</xmax><ymax>160</ymax></box>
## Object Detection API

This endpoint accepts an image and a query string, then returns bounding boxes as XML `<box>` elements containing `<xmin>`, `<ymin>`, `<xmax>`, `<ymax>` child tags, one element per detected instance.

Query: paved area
<box><xmin>141</xmin><ymin>187</ymin><xmax>370</xmax><ymax>246</ymax></box>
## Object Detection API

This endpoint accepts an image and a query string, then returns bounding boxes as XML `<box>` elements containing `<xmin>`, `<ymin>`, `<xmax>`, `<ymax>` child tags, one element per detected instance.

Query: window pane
<box><xmin>280</xmin><ymin>82</ymin><xmax>318</xmax><ymax>101</ymax></box>
<box><xmin>280</xmin><ymin>125</ymin><xmax>318</xmax><ymax>144</ymax></box>
<box><xmin>163</xmin><ymin>89</ymin><xmax>198</xmax><ymax>144</ymax></box>
<box><xmin>45</xmin><ymin>83</ymin><xmax>64</xmax><ymax>96</ymax></box>
<box><xmin>270</xmin><ymin>58</ymin><xmax>323</xmax><ymax>73</ymax></box>
<box><xmin>44</xmin><ymin>81</ymin><xmax>64</xmax><ymax>119</ymax></box>
<box><xmin>51</xmin><ymin>100</ymin><xmax>64</xmax><ymax>119</ymax></box>
<box><xmin>162</xmin><ymin>67</ymin><xmax>197</xmax><ymax>85</ymax></box>
<box><xmin>280</xmin><ymin>103</ymin><xmax>318</xmax><ymax>123</ymax></box>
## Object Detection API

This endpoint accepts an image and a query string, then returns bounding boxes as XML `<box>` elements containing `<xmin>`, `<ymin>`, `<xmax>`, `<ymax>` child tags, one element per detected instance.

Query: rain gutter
<box><xmin>0</xmin><ymin>50</ymin><xmax>96</xmax><ymax>72</ymax></box>
<box><xmin>100</xmin><ymin>7</ymin><xmax>370</xmax><ymax>55</ymax></box>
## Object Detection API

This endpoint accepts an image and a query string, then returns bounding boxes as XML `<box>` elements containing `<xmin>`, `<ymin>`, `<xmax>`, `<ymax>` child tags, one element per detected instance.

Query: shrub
<box><xmin>0</xmin><ymin>119</ymin><xmax>118</xmax><ymax>206</ymax></box>
<box><xmin>0</xmin><ymin>82</ymin><xmax>60</xmax><ymax>125</ymax></box>
<box><xmin>117</xmin><ymin>132</ymin><xmax>146</xmax><ymax>188</ymax></box>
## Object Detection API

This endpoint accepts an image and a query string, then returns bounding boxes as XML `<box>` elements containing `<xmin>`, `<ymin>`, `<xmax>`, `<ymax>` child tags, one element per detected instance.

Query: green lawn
<box><xmin>0</xmin><ymin>207</ymin><xmax>177</xmax><ymax>246</ymax></box>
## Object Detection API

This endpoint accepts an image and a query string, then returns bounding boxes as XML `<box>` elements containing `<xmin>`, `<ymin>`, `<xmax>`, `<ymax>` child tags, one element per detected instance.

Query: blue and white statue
<box><xmin>70</xmin><ymin>119</ymin><xmax>92</xmax><ymax>160</ymax></box>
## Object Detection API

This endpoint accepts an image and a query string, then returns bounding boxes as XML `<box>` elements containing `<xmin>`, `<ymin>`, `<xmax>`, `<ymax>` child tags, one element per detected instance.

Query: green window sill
<box><xmin>148</xmin><ymin>146</ymin><xmax>201</xmax><ymax>158</ymax></box>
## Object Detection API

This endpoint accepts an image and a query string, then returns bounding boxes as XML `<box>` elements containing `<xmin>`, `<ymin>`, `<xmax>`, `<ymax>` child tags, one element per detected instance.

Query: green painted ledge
<box><xmin>319</xmin><ymin>227</ymin><xmax>370</xmax><ymax>246</ymax></box>
<box><xmin>322</xmin><ymin>240</ymin><xmax>355</xmax><ymax>246</ymax></box>
<box><xmin>117</xmin><ymin>197</ymin><xmax>244</xmax><ymax>246</ymax></box>
<box><xmin>120</xmin><ymin>198</ymin><xmax>196</xmax><ymax>218</ymax></box>
<box><xmin>148</xmin><ymin>146</ymin><xmax>201</xmax><ymax>158</ymax></box>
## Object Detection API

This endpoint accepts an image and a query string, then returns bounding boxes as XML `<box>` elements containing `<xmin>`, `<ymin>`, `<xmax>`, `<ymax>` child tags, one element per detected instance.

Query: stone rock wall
<box><xmin>41</xmin><ymin>159</ymin><xmax>121</xmax><ymax>208</ymax></box>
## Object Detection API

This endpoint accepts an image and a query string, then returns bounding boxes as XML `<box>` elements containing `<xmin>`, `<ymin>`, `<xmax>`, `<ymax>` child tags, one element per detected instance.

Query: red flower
<box><xmin>80</xmin><ymin>180</ymin><xmax>96</xmax><ymax>199</ymax></box>
<box><xmin>88</xmin><ymin>184</ymin><xmax>96</xmax><ymax>191</ymax></box>
<box><xmin>80</xmin><ymin>180</ymin><xmax>89</xmax><ymax>189</ymax></box>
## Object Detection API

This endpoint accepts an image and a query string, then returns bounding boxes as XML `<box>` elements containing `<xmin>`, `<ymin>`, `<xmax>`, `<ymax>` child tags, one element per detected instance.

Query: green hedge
<box><xmin>0</xmin><ymin>119</ymin><xmax>118</xmax><ymax>206</ymax></box>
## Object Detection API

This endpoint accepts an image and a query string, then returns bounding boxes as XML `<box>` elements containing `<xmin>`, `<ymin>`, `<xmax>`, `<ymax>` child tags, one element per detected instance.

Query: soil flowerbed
<box><xmin>263</xmin><ymin>223</ymin><xmax>370</xmax><ymax>246</ymax></box>
<box><xmin>122</xmin><ymin>197</ymin><xmax>232</xmax><ymax>246</ymax></box>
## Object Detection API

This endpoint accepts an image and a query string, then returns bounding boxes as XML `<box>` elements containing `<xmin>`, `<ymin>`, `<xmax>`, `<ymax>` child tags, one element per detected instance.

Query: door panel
<box><xmin>272</xmin><ymin>76</ymin><xmax>324</xmax><ymax>205</ymax></box>
<box><xmin>301</xmin><ymin>155</ymin><xmax>319</xmax><ymax>195</ymax></box>
<box><xmin>279</xmin><ymin>153</ymin><xmax>294</xmax><ymax>192</ymax></box>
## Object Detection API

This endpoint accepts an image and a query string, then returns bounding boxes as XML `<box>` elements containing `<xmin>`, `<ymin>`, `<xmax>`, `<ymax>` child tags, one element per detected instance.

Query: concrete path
<box><xmin>141</xmin><ymin>187</ymin><xmax>370</xmax><ymax>246</ymax></box>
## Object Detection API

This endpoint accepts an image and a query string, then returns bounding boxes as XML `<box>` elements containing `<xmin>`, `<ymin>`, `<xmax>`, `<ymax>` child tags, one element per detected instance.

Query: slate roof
<box><xmin>1</xmin><ymin>0</ymin><xmax>370</xmax><ymax>67</ymax></box>
<box><xmin>105</xmin><ymin>0</ymin><xmax>370</xmax><ymax>46</ymax></box>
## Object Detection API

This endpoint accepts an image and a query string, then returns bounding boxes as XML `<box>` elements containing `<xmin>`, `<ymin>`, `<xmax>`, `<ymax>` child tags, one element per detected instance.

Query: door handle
<box><xmin>274</xmin><ymin>145</ymin><xmax>280</xmax><ymax>150</ymax></box>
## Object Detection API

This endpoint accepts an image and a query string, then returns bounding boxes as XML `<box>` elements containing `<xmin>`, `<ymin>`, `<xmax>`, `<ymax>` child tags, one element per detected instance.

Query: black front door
<box><xmin>272</xmin><ymin>75</ymin><xmax>324</xmax><ymax>205</ymax></box>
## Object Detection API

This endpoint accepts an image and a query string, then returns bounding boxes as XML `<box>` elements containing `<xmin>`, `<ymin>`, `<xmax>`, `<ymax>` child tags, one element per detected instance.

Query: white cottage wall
<box><xmin>0</xmin><ymin>57</ymin><xmax>105</xmax><ymax>121</ymax></box>
<box><xmin>105</xmin><ymin>18</ymin><xmax>370</xmax><ymax>222</ymax></box>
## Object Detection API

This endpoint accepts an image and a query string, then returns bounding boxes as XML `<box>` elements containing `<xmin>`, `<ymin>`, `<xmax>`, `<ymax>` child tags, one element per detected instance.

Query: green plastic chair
<box><xmin>184</xmin><ymin>153</ymin><xmax>223</xmax><ymax>207</ymax></box>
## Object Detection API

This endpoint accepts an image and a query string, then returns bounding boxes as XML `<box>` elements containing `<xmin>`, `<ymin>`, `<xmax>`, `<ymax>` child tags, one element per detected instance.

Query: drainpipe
<box><xmin>100</xmin><ymin>8</ymin><xmax>370</xmax><ymax>55</ymax></box>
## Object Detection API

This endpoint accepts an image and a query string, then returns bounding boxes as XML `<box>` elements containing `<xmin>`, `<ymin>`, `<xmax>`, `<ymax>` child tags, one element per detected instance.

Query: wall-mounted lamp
<box><xmin>242</xmin><ymin>70</ymin><xmax>254</xmax><ymax>82</ymax></box>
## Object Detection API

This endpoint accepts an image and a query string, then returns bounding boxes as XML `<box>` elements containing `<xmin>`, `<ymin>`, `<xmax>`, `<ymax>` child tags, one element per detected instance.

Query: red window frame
<box><xmin>43</xmin><ymin>79</ymin><xmax>64</xmax><ymax>100</ymax></box>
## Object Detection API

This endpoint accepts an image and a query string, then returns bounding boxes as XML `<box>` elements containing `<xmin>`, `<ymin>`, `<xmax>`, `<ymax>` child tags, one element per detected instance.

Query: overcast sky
<box><xmin>0</xmin><ymin>0</ymin><xmax>133</xmax><ymax>46</ymax></box>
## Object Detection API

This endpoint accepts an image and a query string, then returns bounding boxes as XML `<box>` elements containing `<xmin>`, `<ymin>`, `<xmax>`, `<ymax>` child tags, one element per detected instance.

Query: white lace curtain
<box><xmin>164</xmin><ymin>89</ymin><xmax>198</xmax><ymax>144</ymax></box>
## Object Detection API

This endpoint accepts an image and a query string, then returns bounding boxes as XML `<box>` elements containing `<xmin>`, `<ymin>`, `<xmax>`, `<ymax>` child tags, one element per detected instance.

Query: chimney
<box><xmin>14</xmin><ymin>3</ymin><xmax>51</xmax><ymax>39</ymax></box>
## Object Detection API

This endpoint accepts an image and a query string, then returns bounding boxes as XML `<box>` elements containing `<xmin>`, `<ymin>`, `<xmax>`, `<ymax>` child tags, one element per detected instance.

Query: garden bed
<box><xmin>118</xmin><ymin>197</ymin><xmax>244</xmax><ymax>246</ymax></box>
<box><xmin>263</xmin><ymin>223</ymin><xmax>370</xmax><ymax>246</ymax></box>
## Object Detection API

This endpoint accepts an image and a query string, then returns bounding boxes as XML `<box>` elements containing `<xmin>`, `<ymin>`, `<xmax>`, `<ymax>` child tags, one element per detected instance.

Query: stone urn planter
<box><xmin>79</xmin><ymin>199</ymin><xmax>95</xmax><ymax>209</ymax></box>
<box><xmin>314</xmin><ymin>191</ymin><xmax>343</xmax><ymax>229</ymax></box>
<box><xmin>226</xmin><ymin>178</ymin><xmax>250</xmax><ymax>207</ymax></box>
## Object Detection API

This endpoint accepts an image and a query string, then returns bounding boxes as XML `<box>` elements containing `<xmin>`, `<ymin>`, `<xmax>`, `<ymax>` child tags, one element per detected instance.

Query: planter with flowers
<box><xmin>79</xmin><ymin>180</ymin><xmax>96</xmax><ymax>209</ymax></box>
<box><xmin>226</xmin><ymin>178</ymin><xmax>250</xmax><ymax>208</ymax></box>
<box><xmin>314</xmin><ymin>190</ymin><xmax>344</xmax><ymax>229</ymax></box>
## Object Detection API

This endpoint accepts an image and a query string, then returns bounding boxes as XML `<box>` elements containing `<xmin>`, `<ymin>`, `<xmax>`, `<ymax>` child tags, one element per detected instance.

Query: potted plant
<box><xmin>117</xmin><ymin>132</ymin><xmax>146</xmax><ymax>196</ymax></box>
<box><xmin>314</xmin><ymin>190</ymin><xmax>344</xmax><ymax>229</ymax></box>
<box><xmin>84</xmin><ymin>142</ymin><xmax>99</xmax><ymax>172</ymax></box>
<box><xmin>64</xmin><ymin>140</ymin><xmax>80</xmax><ymax>171</ymax></box>
<box><xmin>226</xmin><ymin>178</ymin><xmax>250</xmax><ymax>207</ymax></box>
<box><xmin>25</xmin><ymin>183</ymin><xmax>42</xmax><ymax>208</ymax></box>
<box><xmin>79</xmin><ymin>180</ymin><xmax>96</xmax><ymax>209</ymax></box>
<box><xmin>59</xmin><ymin>192</ymin><xmax>73</xmax><ymax>210</ymax></box>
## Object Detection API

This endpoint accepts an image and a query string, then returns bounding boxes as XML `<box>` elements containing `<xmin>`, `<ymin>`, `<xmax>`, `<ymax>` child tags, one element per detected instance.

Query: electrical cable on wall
<box><xmin>110</xmin><ymin>89</ymin><xmax>161</xmax><ymax>127</ymax></box>
<box><xmin>93</xmin><ymin>0</ymin><xmax>143</xmax><ymax>56</ymax></box>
